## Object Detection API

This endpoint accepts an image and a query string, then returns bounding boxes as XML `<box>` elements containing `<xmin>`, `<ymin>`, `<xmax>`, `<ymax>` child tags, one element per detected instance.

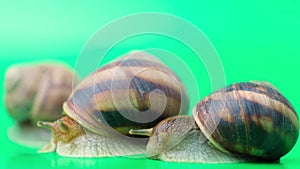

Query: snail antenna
<box><xmin>129</xmin><ymin>128</ymin><xmax>153</xmax><ymax>136</ymax></box>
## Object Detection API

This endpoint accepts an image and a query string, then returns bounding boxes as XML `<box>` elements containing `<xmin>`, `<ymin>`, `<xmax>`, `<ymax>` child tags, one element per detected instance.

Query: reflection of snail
<box><xmin>37</xmin><ymin>51</ymin><xmax>189</xmax><ymax>157</ymax></box>
<box><xmin>4</xmin><ymin>63</ymin><xmax>79</xmax><ymax>147</ymax></box>
<box><xmin>130</xmin><ymin>82</ymin><xmax>299</xmax><ymax>163</ymax></box>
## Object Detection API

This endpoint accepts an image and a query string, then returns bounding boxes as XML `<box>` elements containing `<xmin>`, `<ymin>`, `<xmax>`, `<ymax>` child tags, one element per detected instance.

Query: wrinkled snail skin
<box><xmin>38</xmin><ymin>51</ymin><xmax>189</xmax><ymax>157</ymax></box>
<box><xmin>130</xmin><ymin>81</ymin><xmax>299</xmax><ymax>163</ymax></box>
<box><xmin>4</xmin><ymin>63</ymin><xmax>79</xmax><ymax>124</ymax></box>
<box><xmin>129</xmin><ymin>116</ymin><xmax>254</xmax><ymax>163</ymax></box>
<box><xmin>38</xmin><ymin>116</ymin><xmax>147</xmax><ymax>157</ymax></box>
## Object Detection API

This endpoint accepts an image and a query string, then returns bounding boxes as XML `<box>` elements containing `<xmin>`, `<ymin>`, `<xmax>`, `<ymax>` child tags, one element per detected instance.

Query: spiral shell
<box><xmin>4</xmin><ymin>63</ymin><xmax>79</xmax><ymax>124</ymax></box>
<box><xmin>63</xmin><ymin>51</ymin><xmax>189</xmax><ymax>137</ymax></box>
<box><xmin>193</xmin><ymin>81</ymin><xmax>299</xmax><ymax>160</ymax></box>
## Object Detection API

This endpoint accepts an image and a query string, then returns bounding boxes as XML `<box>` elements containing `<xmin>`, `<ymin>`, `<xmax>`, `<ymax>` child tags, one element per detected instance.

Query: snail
<box><xmin>130</xmin><ymin>81</ymin><xmax>299</xmax><ymax>163</ymax></box>
<box><xmin>37</xmin><ymin>51</ymin><xmax>189</xmax><ymax>157</ymax></box>
<box><xmin>4</xmin><ymin>62</ymin><xmax>79</xmax><ymax>147</ymax></box>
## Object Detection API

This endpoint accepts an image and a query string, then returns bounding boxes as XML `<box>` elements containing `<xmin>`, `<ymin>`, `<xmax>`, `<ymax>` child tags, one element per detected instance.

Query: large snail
<box><xmin>37</xmin><ymin>51</ymin><xmax>189</xmax><ymax>157</ymax></box>
<box><xmin>130</xmin><ymin>81</ymin><xmax>299</xmax><ymax>163</ymax></box>
<box><xmin>4</xmin><ymin>63</ymin><xmax>79</xmax><ymax>147</ymax></box>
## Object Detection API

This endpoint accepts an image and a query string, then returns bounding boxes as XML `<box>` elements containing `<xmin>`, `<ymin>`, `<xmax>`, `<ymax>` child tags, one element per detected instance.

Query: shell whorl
<box><xmin>193</xmin><ymin>82</ymin><xmax>299</xmax><ymax>160</ymax></box>
<box><xmin>65</xmin><ymin>51</ymin><xmax>189</xmax><ymax>137</ymax></box>
<box><xmin>4</xmin><ymin>63</ymin><xmax>79</xmax><ymax>123</ymax></box>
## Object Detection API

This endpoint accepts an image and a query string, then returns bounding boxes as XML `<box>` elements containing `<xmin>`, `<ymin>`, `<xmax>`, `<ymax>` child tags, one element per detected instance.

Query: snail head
<box><xmin>37</xmin><ymin>116</ymin><xmax>85</xmax><ymax>143</ymax></box>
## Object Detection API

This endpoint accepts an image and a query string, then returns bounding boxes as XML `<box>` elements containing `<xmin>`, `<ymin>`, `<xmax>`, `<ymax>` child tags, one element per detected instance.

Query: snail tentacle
<box><xmin>129</xmin><ymin>128</ymin><xmax>153</xmax><ymax>136</ymax></box>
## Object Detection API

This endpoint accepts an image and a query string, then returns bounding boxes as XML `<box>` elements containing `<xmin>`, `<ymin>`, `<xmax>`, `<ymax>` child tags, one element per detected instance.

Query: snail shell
<box><xmin>130</xmin><ymin>81</ymin><xmax>299</xmax><ymax>163</ymax></box>
<box><xmin>4</xmin><ymin>63</ymin><xmax>79</xmax><ymax>124</ymax></box>
<box><xmin>194</xmin><ymin>81</ymin><xmax>299</xmax><ymax>161</ymax></box>
<box><xmin>38</xmin><ymin>51</ymin><xmax>189</xmax><ymax>157</ymax></box>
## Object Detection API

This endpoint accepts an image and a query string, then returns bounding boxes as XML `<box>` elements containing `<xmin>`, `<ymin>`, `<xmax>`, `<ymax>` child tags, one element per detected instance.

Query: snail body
<box><xmin>130</xmin><ymin>81</ymin><xmax>299</xmax><ymax>163</ymax></box>
<box><xmin>130</xmin><ymin>116</ymin><xmax>252</xmax><ymax>163</ymax></box>
<box><xmin>38</xmin><ymin>51</ymin><xmax>189</xmax><ymax>157</ymax></box>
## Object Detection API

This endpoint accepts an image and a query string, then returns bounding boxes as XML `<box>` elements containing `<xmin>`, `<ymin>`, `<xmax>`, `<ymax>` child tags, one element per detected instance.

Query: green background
<box><xmin>0</xmin><ymin>0</ymin><xmax>299</xmax><ymax>169</ymax></box>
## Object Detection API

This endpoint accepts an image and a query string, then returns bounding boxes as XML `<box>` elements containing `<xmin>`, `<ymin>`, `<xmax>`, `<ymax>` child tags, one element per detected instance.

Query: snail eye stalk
<box><xmin>58</xmin><ymin>121</ymin><xmax>69</xmax><ymax>133</ymax></box>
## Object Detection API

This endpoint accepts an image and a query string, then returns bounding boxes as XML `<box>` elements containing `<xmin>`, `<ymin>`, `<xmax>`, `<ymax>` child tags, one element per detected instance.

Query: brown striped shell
<box><xmin>63</xmin><ymin>51</ymin><xmax>189</xmax><ymax>137</ymax></box>
<box><xmin>4</xmin><ymin>63</ymin><xmax>79</xmax><ymax>124</ymax></box>
<box><xmin>193</xmin><ymin>81</ymin><xmax>299</xmax><ymax>160</ymax></box>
